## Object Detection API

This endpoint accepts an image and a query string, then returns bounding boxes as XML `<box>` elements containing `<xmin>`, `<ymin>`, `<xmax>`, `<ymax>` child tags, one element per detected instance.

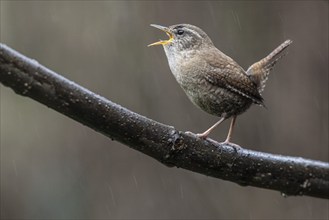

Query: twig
<box><xmin>1</xmin><ymin>43</ymin><xmax>328</xmax><ymax>199</ymax></box>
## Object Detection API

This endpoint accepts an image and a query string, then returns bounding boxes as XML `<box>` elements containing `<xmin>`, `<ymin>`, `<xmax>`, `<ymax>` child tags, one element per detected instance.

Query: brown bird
<box><xmin>149</xmin><ymin>24</ymin><xmax>292</xmax><ymax>145</ymax></box>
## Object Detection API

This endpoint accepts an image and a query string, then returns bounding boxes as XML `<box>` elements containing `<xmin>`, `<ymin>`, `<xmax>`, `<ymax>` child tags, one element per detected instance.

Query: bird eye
<box><xmin>177</xmin><ymin>29</ymin><xmax>184</xmax><ymax>35</ymax></box>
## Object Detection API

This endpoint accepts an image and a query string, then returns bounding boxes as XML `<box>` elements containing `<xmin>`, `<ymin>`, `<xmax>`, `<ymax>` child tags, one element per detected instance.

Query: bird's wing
<box><xmin>200</xmin><ymin>48</ymin><xmax>264</xmax><ymax>105</ymax></box>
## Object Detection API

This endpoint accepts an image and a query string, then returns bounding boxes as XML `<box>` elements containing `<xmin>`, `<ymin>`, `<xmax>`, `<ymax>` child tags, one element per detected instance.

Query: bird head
<box><xmin>148</xmin><ymin>24</ymin><xmax>213</xmax><ymax>52</ymax></box>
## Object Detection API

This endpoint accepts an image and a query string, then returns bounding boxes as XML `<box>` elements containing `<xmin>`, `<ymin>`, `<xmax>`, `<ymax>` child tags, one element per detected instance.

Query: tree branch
<box><xmin>1</xmin><ymin>43</ymin><xmax>328</xmax><ymax>199</ymax></box>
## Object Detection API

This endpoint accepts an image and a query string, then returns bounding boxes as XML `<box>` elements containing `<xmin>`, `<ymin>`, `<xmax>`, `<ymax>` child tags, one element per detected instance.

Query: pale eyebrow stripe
<box><xmin>188</xmin><ymin>29</ymin><xmax>202</xmax><ymax>39</ymax></box>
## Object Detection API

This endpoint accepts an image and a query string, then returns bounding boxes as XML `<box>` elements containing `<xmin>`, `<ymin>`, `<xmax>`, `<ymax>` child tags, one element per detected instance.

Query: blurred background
<box><xmin>1</xmin><ymin>1</ymin><xmax>328</xmax><ymax>219</ymax></box>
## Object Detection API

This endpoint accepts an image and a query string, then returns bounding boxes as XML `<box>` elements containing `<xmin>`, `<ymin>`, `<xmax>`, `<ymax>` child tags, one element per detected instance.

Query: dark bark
<box><xmin>1</xmin><ymin>43</ymin><xmax>328</xmax><ymax>199</ymax></box>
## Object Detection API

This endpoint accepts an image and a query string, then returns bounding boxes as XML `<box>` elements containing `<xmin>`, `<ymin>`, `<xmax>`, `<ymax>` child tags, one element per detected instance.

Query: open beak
<box><xmin>148</xmin><ymin>24</ymin><xmax>174</xmax><ymax>47</ymax></box>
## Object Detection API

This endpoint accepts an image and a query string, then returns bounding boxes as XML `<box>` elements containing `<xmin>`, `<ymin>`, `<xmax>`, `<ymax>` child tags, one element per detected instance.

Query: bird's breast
<box><xmin>166</xmin><ymin>50</ymin><xmax>200</xmax><ymax>85</ymax></box>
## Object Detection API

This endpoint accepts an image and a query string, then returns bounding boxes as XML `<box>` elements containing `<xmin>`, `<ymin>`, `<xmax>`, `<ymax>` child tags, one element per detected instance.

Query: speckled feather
<box><xmin>201</xmin><ymin>48</ymin><xmax>264</xmax><ymax>105</ymax></box>
<box><xmin>175</xmin><ymin>46</ymin><xmax>263</xmax><ymax>118</ymax></box>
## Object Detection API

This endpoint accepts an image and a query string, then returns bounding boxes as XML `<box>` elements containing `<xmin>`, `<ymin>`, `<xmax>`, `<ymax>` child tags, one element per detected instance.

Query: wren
<box><xmin>149</xmin><ymin>24</ymin><xmax>292</xmax><ymax>144</ymax></box>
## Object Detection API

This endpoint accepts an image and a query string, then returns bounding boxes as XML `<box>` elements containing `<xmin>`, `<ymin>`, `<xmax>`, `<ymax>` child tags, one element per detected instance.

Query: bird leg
<box><xmin>224</xmin><ymin>116</ymin><xmax>237</xmax><ymax>143</ymax></box>
<box><xmin>196</xmin><ymin>117</ymin><xmax>225</xmax><ymax>139</ymax></box>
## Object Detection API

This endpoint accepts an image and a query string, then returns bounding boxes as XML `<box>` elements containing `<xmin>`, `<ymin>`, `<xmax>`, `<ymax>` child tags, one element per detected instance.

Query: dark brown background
<box><xmin>1</xmin><ymin>1</ymin><xmax>328</xmax><ymax>219</ymax></box>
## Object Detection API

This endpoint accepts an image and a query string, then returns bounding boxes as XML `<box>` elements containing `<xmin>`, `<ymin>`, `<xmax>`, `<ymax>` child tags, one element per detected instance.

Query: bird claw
<box><xmin>196</xmin><ymin>133</ymin><xmax>208</xmax><ymax>139</ymax></box>
<box><xmin>185</xmin><ymin>131</ymin><xmax>209</xmax><ymax>139</ymax></box>
<box><xmin>184</xmin><ymin>131</ymin><xmax>241</xmax><ymax>153</ymax></box>
<box><xmin>184</xmin><ymin>131</ymin><xmax>195</xmax><ymax>136</ymax></box>
<box><xmin>220</xmin><ymin>141</ymin><xmax>242</xmax><ymax>152</ymax></box>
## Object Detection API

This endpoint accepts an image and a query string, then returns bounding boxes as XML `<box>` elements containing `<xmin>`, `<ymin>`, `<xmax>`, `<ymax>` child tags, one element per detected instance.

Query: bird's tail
<box><xmin>246</xmin><ymin>39</ymin><xmax>292</xmax><ymax>93</ymax></box>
